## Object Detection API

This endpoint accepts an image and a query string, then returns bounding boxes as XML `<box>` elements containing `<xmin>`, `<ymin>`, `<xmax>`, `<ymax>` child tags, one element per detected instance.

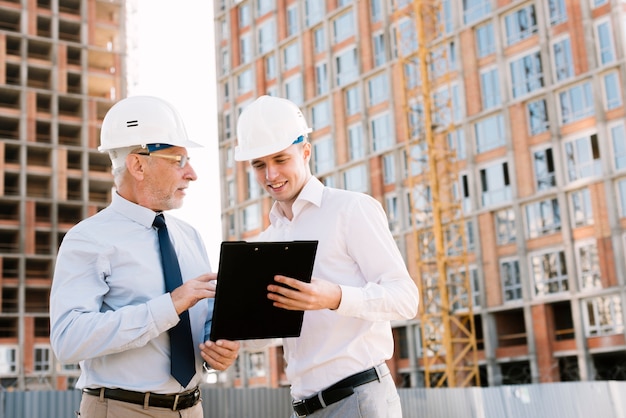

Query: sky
<box><xmin>131</xmin><ymin>0</ymin><xmax>223</xmax><ymax>266</ymax></box>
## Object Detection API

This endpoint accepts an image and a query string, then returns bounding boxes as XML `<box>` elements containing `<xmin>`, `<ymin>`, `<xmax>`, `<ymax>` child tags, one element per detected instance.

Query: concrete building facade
<box><xmin>214</xmin><ymin>0</ymin><xmax>626</xmax><ymax>388</ymax></box>
<box><xmin>0</xmin><ymin>0</ymin><xmax>123</xmax><ymax>390</ymax></box>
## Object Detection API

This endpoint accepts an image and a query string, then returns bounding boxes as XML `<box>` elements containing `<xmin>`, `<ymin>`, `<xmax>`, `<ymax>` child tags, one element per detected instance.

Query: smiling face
<box><xmin>250</xmin><ymin>141</ymin><xmax>312</xmax><ymax>218</ymax></box>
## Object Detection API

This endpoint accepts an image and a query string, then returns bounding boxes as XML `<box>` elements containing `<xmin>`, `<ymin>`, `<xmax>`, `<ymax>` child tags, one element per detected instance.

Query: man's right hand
<box><xmin>170</xmin><ymin>273</ymin><xmax>217</xmax><ymax>315</ymax></box>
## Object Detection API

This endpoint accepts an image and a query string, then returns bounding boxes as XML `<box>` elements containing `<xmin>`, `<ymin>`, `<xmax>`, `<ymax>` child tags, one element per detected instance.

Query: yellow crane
<box><xmin>392</xmin><ymin>0</ymin><xmax>480</xmax><ymax>387</ymax></box>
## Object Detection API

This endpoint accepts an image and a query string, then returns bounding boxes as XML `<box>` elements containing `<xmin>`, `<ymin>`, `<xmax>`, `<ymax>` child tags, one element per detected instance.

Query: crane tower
<box><xmin>392</xmin><ymin>0</ymin><xmax>480</xmax><ymax>388</ymax></box>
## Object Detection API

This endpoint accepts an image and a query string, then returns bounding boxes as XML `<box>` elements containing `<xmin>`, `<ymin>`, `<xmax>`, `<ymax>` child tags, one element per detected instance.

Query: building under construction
<box><xmin>0</xmin><ymin>0</ymin><xmax>124</xmax><ymax>390</ymax></box>
<box><xmin>215</xmin><ymin>0</ymin><xmax>626</xmax><ymax>388</ymax></box>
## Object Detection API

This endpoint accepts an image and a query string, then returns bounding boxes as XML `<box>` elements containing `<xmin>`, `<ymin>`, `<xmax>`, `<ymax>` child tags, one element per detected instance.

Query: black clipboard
<box><xmin>209</xmin><ymin>240</ymin><xmax>318</xmax><ymax>341</ymax></box>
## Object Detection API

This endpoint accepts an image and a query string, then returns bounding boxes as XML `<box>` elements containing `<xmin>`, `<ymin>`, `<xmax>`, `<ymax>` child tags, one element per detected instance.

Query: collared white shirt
<box><xmin>259</xmin><ymin>177</ymin><xmax>419</xmax><ymax>399</ymax></box>
<box><xmin>50</xmin><ymin>192</ymin><xmax>213</xmax><ymax>394</ymax></box>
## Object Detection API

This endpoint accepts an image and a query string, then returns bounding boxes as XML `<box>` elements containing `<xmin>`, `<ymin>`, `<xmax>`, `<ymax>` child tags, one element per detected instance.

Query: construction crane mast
<box><xmin>392</xmin><ymin>0</ymin><xmax>480</xmax><ymax>387</ymax></box>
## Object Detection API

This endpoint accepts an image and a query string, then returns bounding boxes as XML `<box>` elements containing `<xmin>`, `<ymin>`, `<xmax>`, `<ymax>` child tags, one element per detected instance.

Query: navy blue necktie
<box><xmin>153</xmin><ymin>214</ymin><xmax>195</xmax><ymax>387</ymax></box>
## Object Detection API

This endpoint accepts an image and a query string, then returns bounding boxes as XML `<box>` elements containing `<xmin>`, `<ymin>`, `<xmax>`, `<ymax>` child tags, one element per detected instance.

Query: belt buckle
<box><xmin>292</xmin><ymin>399</ymin><xmax>307</xmax><ymax>417</ymax></box>
<box><xmin>172</xmin><ymin>393</ymin><xmax>180</xmax><ymax>411</ymax></box>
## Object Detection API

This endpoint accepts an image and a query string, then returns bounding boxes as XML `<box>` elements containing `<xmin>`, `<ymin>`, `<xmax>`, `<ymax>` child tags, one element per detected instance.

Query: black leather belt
<box><xmin>292</xmin><ymin>365</ymin><xmax>385</xmax><ymax>417</ymax></box>
<box><xmin>83</xmin><ymin>386</ymin><xmax>201</xmax><ymax>411</ymax></box>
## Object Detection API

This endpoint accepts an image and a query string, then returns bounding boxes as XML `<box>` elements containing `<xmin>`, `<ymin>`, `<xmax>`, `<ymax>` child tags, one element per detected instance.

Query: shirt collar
<box><xmin>111</xmin><ymin>192</ymin><xmax>159</xmax><ymax>229</ymax></box>
<box><xmin>269</xmin><ymin>177</ymin><xmax>323</xmax><ymax>224</ymax></box>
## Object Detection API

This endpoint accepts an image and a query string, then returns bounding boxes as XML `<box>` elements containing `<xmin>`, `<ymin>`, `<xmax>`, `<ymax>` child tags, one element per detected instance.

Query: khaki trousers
<box><xmin>78</xmin><ymin>393</ymin><xmax>203</xmax><ymax>418</ymax></box>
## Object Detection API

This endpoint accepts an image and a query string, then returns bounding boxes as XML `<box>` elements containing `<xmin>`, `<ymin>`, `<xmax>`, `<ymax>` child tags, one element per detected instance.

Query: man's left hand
<box><xmin>199</xmin><ymin>340</ymin><xmax>240</xmax><ymax>371</ymax></box>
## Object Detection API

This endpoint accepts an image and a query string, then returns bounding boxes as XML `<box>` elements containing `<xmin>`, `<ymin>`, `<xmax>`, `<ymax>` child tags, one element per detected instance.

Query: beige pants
<box><xmin>78</xmin><ymin>393</ymin><xmax>203</xmax><ymax>418</ymax></box>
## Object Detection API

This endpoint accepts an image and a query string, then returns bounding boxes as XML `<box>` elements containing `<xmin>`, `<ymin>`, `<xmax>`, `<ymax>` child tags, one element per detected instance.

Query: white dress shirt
<box><xmin>50</xmin><ymin>192</ymin><xmax>213</xmax><ymax>393</ymax></box>
<box><xmin>258</xmin><ymin>177</ymin><xmax>419</xmax><ymax>399</ymax></box>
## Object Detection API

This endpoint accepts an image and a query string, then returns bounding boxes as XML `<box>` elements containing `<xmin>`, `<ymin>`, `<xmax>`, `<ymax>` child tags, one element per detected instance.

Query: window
<box><xmin>584</xmin><ymin>295</ymin><xmax>624</xmax><ymax>336</ymax></box>
<box><xmin>501</xmin><ymin>259</ymin><xmax>522</xmax><ymax>302</ymax></box>
<box><xmin>370</xmin><ymin>0</ymin><xmax>382</xmax><ymax>22</ymax></box>
<box><xmin>595</xmin><ymin>19</ymin><xmax>615</xmax><ymax>65</ymax></box>
<box><xmin>343</xmin><ymin>164</ymin><xmax>368</xmax><ymax>192</ymax></box>
<box><xmin>373</xmin><ymin>33</ymin><xmax>386</xmax><ymax>67</ymax></box>
<box><xmin>368</xmin><ymin>73</ymin><xmax>388</xmax><ymax>106</ymax></box>
<box><xmin>283</xmin><ymin>42</ymin><xmax>300</xmax><ymax>70</ymax></box>
<box><xmin>404</xmin><ymin>62</ymin><xmax>420</xmax><ymax>89</ymax></box>
<box><xmin>258</xmin><ymin>20</ymin><xmax>276</xmax><ymax>54</ymax></box>
<box><xmin>463</xmin><ymin>0</ymin><xmax>491</xmax><ymax>25</ymax></box>
<box><xmin>448</xmin><ymin>267</ymin><xmax>480</xmax><ymax>311</ymax></box>
<box><xmin>34</xmin><ymin>345</ymin><xmax>51</xmax><ymax>373</ymax></box>
<box><xmin>618</xmin><ymin>178</ymin><xmax>626</xmax><ymax>217</ymax></box>
<box><xmin>525</xmin><ymin>197</ymin><xmax>561</xmax><ymax>238</ymax></box>
<box><xmin>475</xmin><ymin>23</ymin><xmax>495</xmax><ymax>58</ymax></box>
<box><xmin>242</xmin><ymin>203</ymin><xmax>261</xmax><ymax>231</ymax></box>
<box><xmin>576</xmin><ymin>240</ymin><xmax>601</xmax><ymax>290</ymax></box>
<box><xmin>447</xmin><ymin>129</ymin><xmax>466</xmax><ymax>160</ymax></box>
<box><xmin>564</xmin><ymin>134</ymin><xmax>601</xmax><ymax>182</ymax></box>
<box><xmin>305</xmin><ymin>0</ymin><xmax>325</xmax><ymax>27</ymax></box>
<box><xmin>314</xmin><ymin>27</ymin><xmax>325</xmax><ymax>54</ymax></box>
<box><xmin>287</xmin><ymin>5</ymin><xmax>298</xmax><ymax>37</ymax></box>
<box><xmin>480</xmin><ymin>161</ymin><xmax>511</xmax><ymax>207</ymax></box>
<box><xmin>553</xmin><ymin>37</ymin><xmax>573</xmax><ymax>81</ymax></box>
<box><xmin>410</xmin><ymin>184</ymin><xmax>432</xmax><ymax>226</ymax></box>
<box><xmin>548</xmin><ymin>0</ymin><xmax>567</xmax><ymax>25</ymax></box>
<box><xmin>315</xmin><ymin>62</ymin><xmax>328</xmax><ymax>95</ymax></box>
<box><xmin>531</xmin><ymin>250</ymin><xmax>568</xmax><ymax>297</ymax></box>
<box><xmin>570</xmin><ymin>188</ymin><xmax>593</xmax><ymax>227</ymax></box>
<box><xmin>385</xmin><ymin>194</ymin><xmax>399</xmax><ymax>232</ymax></box>
<box><xmin>383</xmin><ymin>154</ymin><xmax>396</xmax><ymax>185</ymax></box>
<box><xmin>220</xmin><ymin>48</ymin><xmax>230</xmax><ymax>75</ymax></box>
<box><xmin>480</xmin><ymin>67</ymin><xmax>501</xmax><ymax>109</ymax></box>
<box><xmin>560</xmin><ymin>82</ymin><xmax>594</xmax><ymax>124</ymax></box>
<box><xmin>257</xmin><ymin>0</ymin><xmax>275</xmax><ymax>16</ymax></box>
<box><xmin>311</xmin><ymin>100</ymin><xmax>330</xmax><ymax>130</ymax></box>
<box><xmin>246</xmin><ymin>168</ymin><xmax>261</xmax><ymax>199</ymax></box>
<box><xmin>433</xmin><ymin>83</ymin><xmax>462</xmax><ymax>126</ymax></box>
<box><xmin>408</xmin><ymin>101</ymin><xmax>424</xmax><ymax>139</ymax></box>
<box><xmin>429</xmin><ymin>42</ymin><xmax>456</xmax><ymax>77</ymax></box>
<box><xmin>348</xmin><ymin>124</ymin><xmax>365</xmax><ymax>160</ymax></box>
<box><xmin>313</xmin><ymin>136</ymin><xmax>334</xmax><ymax>174</ymax></box>
<box><xmin>284</xmin><ymin>75</ymin><xmax>303</xmax><ymax>105</ymax></box>
<box><xmin>592</xmin><ymin>0</ymin><xmax>609</xmax><ymax>7</ymax></box>
<box><xmin>396</xmin><ymin>18</ymin><xmax>418</xmax><ymax>56</ymax></box>
<box><xmin>226</xmin><ymin>179</ymin><xmax>235</xmax><ymax>206</ymax></box>
<box><xmin>246</xmin><ymin>352</ymin><xmax>266</xmax><ymax>377</ymax></box>
<box><xmin>265</xmin><ymin>55</ymin><xmax>276</xmax><ymax>79</ymax></box>
<box><xmin>495</xmin><ymin>207</ymin><xmax>516</xmax><ymax>245</ymax></box>
<box><xmin>333</xmin><ymin>10</ymin><xmax>355</xmax><ymax>44</ymax></box>
<box><xmin>371</xmin><ymin>113</ymin><xmax>392</xmax><ymax>152</ymax></box>
<box><xmin>238</xmin><ymin>3</ymin><xmax>251</xmax><ymax>27</ymax></box>
<box><xmin>345</xmin><ymin>86</ymin><xmax>361</xmax><ymax>115</ymax></box>
<box><xmin>237</xmin><ymin>69</ymin><xmax>253</xmax><ymax>95</ymax></box>
<box><xmin>504</xmin><ymin>5</ymin><xmax>537</xmax><ymax>46</ymax></box>
<box><xmin>475</xmin><ymin>113</ymin><xmax>505</xmax><ymax>153</ymax></box>
<box><xmin>527</xmin><ymin>98</ymin><xmax>549</xmax><ymax>135</ymax></box>
<box><xmin>0</xmin><ymin>346</ymin><xmax>18</xmax><ymax>375</ymax></box>
<box><xmin>533</xmin><ymin>147</ymin><xmax>556</xmax><ymax>190</ymax></box>
<box><xmin>510</xmin><ymin>51</ymin><xmax>544</xmax><ymax>99</ymax></box>
<box><xmin>240</xmin><ymin>33</ymin><xmax>252</xmax><ymax>64</ymax></box>
<box><xmin>335</xmin><ymin>48</ymin><xmax>359</xmax><ymax>86</ymax></box>
<box><xmin>223</xmin><ymin>113</ymin><xmax>232</xmax><ymax>140</ymax></box>
<box><xmin>603</xmin><ymin>72</ymin><xmax>622</xmax><ymax>110</ymax></box>
<box><xmin>407</xmin><ymin>143</ymin><xmax>427</xmax><ymax>176</ymax></box>
<box><xmin>459</xmin><ymin>172</ymin><xmax>472</xmax><ymax>213</ymax></box>
<box><xmin>611</xmin><ymin>122</ymin><xmax>626</xmax><ymax>171</ymax></box>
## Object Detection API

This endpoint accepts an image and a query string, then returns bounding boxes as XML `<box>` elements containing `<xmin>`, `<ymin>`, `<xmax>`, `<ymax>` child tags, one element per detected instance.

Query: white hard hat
<box><xmin>235</xmin><ymin>95</ymin><xmax>312</xmax><ymax>161</ymax></box>
<box><xmin>98</xmin><ymin>96</ymin><xmax>201</xmax><ymax>153</ymax></box>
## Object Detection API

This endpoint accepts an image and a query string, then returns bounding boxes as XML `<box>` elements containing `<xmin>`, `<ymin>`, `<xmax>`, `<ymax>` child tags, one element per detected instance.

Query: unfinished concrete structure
<box><xmin>0</xmin><ymin>0</ymin><xmax>124</xmax><ymax>390</ymax></box>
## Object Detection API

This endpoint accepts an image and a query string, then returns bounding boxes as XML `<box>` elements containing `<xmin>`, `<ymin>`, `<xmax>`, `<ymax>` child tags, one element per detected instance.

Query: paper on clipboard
<box><xmin>209</xmin><ymin>240</ymin><xmax>318</xmax><ymax>341</ymax></box>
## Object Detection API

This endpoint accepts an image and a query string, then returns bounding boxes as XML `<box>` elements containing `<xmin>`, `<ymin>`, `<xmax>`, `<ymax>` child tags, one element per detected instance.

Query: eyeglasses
<box><xmin>136</xmin><ymin>153</ymin><xmax>189</xmax><ymax>168</ymax></box>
